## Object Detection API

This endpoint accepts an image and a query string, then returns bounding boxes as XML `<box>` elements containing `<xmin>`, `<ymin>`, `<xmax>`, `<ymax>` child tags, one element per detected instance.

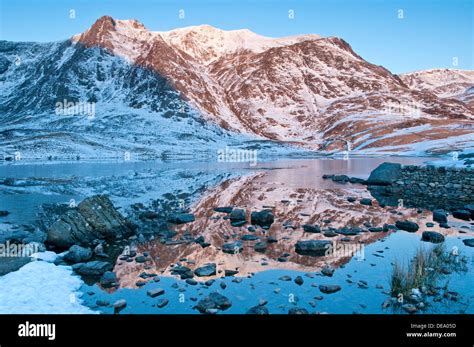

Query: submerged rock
<box><xmin>462</xmin><ymin>239</ymin><xmax>474</xmax><ymax>247</ymax></box>
<box><xmin>319</xmin><ymin>284</ymin><xmax>341</xmax><ymax>294</ymax></box>
<box><xmin>421</xmin><ymin>231</ymin><xmax>445</xmax><ymax>244</ymax></box>
<box><xmin>288</xmin><ymin>307</ymin><xmax>309</xmax><ymax>314</ymax></box>
<box><xmin>46</xmin><ymin>195</ymin><xmax>133</xmax><ymax>249</ymax></box>
<box><xmin>194</xmin><ymin>292</ymin><xmax>232</xmax><ymax>314</ymax></box>
<box><xmin>0</xmin><ymin>210</ymin><xmax>10</xmax><ymax>217</ymax></box>
<box><xmin>295</xmin><ymin>240</ymin><xmax>332</xmax><ymax>257</ymax></box>
<box><xmin>147</xmin><ymin>288</ymin><xmax>165</xmax><ymax>298</ymax></box>
<box><xmin>246</xmin><ymin>305</ymin><xmax>269</xmax><ymax>314</ymax></box>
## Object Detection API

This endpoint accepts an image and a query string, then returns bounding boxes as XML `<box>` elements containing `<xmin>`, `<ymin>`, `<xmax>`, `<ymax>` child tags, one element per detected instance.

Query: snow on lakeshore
<box><xmin>0</xmin><ymin>256</ymin><xmax>95</xmax><ymax>314</ymax></box>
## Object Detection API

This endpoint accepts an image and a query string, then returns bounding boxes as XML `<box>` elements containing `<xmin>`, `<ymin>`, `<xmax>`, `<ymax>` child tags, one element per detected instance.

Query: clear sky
<box><xmin>0</xmin><ymin>0</ymin><xmax>472</xmax><ymax>73</ymax></box>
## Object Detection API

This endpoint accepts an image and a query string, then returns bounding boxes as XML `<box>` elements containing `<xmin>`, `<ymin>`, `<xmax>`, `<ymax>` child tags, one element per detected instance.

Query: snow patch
<box><xmin>0</xmin><ymin>260</ymin><xmax>96</xmax><ymax>314</ymax></box>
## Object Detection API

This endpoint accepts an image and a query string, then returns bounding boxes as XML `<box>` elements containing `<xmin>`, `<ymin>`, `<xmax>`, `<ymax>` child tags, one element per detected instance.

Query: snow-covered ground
<box><xmin>0</xmin><ymin>254</ymin><xmax>94</xmax><ymax>314</ymax></box>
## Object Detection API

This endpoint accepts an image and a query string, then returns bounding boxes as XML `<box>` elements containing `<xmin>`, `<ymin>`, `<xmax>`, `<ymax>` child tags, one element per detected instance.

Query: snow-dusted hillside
<box><xmin>1</xmin><ymin>16</ymin><xmax>473</xmax><ymax>159</ymax></box>
<box><xmin>399</xmin><ymin>69</ymin><xmax>474</xmax><ymax>98</ymax></box>
<box><xmin>0</xmin><ymin>39</ymin><xmax>302</xmax><ymax>160</ymax></box>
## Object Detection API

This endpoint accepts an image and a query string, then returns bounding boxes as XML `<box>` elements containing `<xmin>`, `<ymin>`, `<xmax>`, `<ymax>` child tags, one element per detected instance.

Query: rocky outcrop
<box><xmin>367</xmin><ymin>162</ymin><xmax>402</xmax><ymax>185</ymax></box>
<box><xmin>368</xmin><ymin>163</ymin><xmax>474</xmax><ymax>210</ymax></box>
<box><xmin>46</xmin><ymin>195</ymin><xmax>134</xmax><ymax>250</ymax></box>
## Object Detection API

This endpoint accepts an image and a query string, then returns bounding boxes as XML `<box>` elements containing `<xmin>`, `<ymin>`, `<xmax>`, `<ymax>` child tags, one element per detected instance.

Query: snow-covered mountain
<box><xmin>1</xmin><ymin>16</ymin><xmax>473</xmax><ymax>159</ymax></box>
<box><xmin>399</xmin><ymin>69</ymin><xmax>474</xmax><ymax>98</ymax></box>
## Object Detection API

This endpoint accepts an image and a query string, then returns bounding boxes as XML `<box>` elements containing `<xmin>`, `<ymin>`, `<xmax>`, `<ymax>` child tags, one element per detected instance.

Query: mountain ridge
<box><xmin>1</xmin><ymin>15</ymin><xmax>473</xmax><ymax>159</ymax></box>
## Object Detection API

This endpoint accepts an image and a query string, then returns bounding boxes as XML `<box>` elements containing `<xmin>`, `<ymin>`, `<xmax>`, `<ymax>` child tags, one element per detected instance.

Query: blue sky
<box><xmin>0</xmin><ymin>0</ymin><xmax>472</xmax><ymax>73</ymax></box>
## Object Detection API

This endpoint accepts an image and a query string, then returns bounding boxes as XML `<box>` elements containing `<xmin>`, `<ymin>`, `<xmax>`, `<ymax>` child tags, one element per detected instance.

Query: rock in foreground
<box><xmin>47</xmin><ymin>195</ymin><xmax>133</xmax><ymax>249</ymax></box>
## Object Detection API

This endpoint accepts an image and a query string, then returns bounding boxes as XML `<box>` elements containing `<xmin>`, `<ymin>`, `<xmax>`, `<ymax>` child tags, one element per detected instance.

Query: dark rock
<box><xmin>401</xmin><ymin>304</ymin><xmax>418</xmax><ymax>314</ymax></box>
<box><xmin>433</xmin><ymin>209</ymin><xmax>448</xmax><ymax>224</ymax></box>
<box><xmin>46</xmin><ymin>195</ymin><xmax>133</xmax><ymax>249</ymax></box>
<box><xmin>194</xmin><ymin>292</ymin><xmax>232</xmax><ymax>314</ymax></box>
<box><xmin>395</xmin><ymin>220</ymin><xmax>419</xmax><ymax>232</ymax></box>
<box><xmin>349</xmin><ymin>177</ymin><xmax>367</xmax><ymax>184</ymax></box>
<box><xmin>224</xmin><ymin>269</ymin><xmax>239</xmax><ymax>276</ymax></box>
<box><xmin>421</xmin><ymin>231</ymin><xmax>445</xmax><ymax>244</ymax></box>
<box><xmin>294</xmin><ymin>276</ymin><xmax>304</xmax><ymax>286</ymax></box>
<box><xmin>323</xmin><ymin>230</ymin><xmax>338</xmax><ymax>237</ymax></box>
<box><xmin>452</xmin><ymin>210</ymin><xmax>471</xmax><ymax>221</ymax></box>
<box><xmin>186</xmin><ymin>278</ymin><xmax>198</xmax><ymax>285</ymax></box>
<box><xmin>241</xmin><ymin>234</ymin><xmax>259</xmax><ymax>241</ymax></box>
<box><xmin>139</xmin><ymin>211</ymin><xmax>159</xmax><ymax>220</ymax></box>
<box><xmin>156</xmin><ymin>299</ymin><xmax>169</xmax><ymax>308</ymax></box>
<box><xmin>302</xmin><ymin>224</ymin><xmax>321</xmax><ymax>233</ymax></box>
<box><xmin>213</xmin><ymin>207</ymin><xmax>233</xmax><ymax>213</ymax></box>
<box><xmin>251</xmin><ymin>209</ymin><xmax>274</xmax><ymax>227</ymax></box>
<box><xmin>0</xmin><ymin>211</ymin><xmax>9</xmax><ymax>217</ymax></box>
<box><xmin>113</xmin><ymin>299</ymin><xmax>126</xmax><ymax>313</ymax></box>
<box><xmin>229</xmin><ymin>209</ymin><xmax>246</xmax><ymax>221</ymax></box>
<box><xmin>321</xmin><ymin>266</ymin><xmax>335</xmax><ymax>277</ymax></box>
<box><xmin>72</xmin><ymin>261</ymin><xmax>112</xmax><ymax>276</ymax></box>
<box><xmin>194</xmin><ymin>263</ymin><xmax>216</xmax><ymax>277</ymax></box>
<box><xmin>147</xmin><ymin>288</ymin><xmax>165</xmax><ymax>298</ymax></box>
<box><xmin>96</xmin><ymin>299</ymin><xmax>110</xmax><ymax>307</ymax></box>
<box><xmin>171</xmin><ymin>265</ymin><xmax>194</xmax><ymax>279</ymax></box>
<box><xmin>336</xmin><ymin>227</ymin><xmax>363</xmax><ymax>236</ymax></box>
<box><xmin>367</xmin><ymin>162</ymin><xmax>402</xmax><ymax>186</ymax></box>
<box><xmin>100</xmin><ymin>271</ymin><xmax>118</xmax><ymax>288</ymax></box>
<box><xmin>254</xmin><ymin>241</ymin><xmax>267</xmax><ymax>252</ymax></box>
<box><xmin>63</xmin><ymin>245</ymin><xmax>92</xmax><ymax>264</ymax></box>
<box><xmin>347</xmin><ymin>197</ymin><xmax>357</xmax><ymax>203</ymax></box>
<box><xmin>295</xmin><ymin>240</ymin><xmax>332</xmax><ymax>256</ymax></box>
<box><xmin>135</xmin><ymin>255</ymin><xmax>148</xmax><ymax>263</ymax></box>
<box><xmin>319</xmin><ymin>284</ymin><xmax>341</xmax><ymax>294</ymax></box>
<box><xmin>222</xmin><ymin>241</ymin><xmax>243</xmax><ymax>254</ymax></box>
<box><xmin>246</xmin><ymin>305</ymin><xmax>269</xmax><ymax>314</ymax></box>
<box><xmin>462</xmin><ymin>239</ymin><xmax>474</xmax><ymax>247</ymax></box>
<box><xmin>267</xmin><ymin>236</ymin><xmax>278</xmax><ymax>243</ymax></box>
<box><xmin>167</xmin><ymin>213</ymin><xmax>195</xmax><ymax>224</ymax></box>
<box><xmin>332</xmin><ymin>175</ymin><xmax>350</xmax><ymax>183</ymax></box>
<box><xmin>464</xmin><ymin>204</ymin><xmax>474</xmax><ymax>219</ymax></box>
<box><xmin>360</xmin><ymin>198</ymin><xmax>372</xmax><ymax>206</ymax></box>
<box><xmin>288</xmin><ymin>307</ymin><xmax>309</xmax><ymax>314</ymax></box>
